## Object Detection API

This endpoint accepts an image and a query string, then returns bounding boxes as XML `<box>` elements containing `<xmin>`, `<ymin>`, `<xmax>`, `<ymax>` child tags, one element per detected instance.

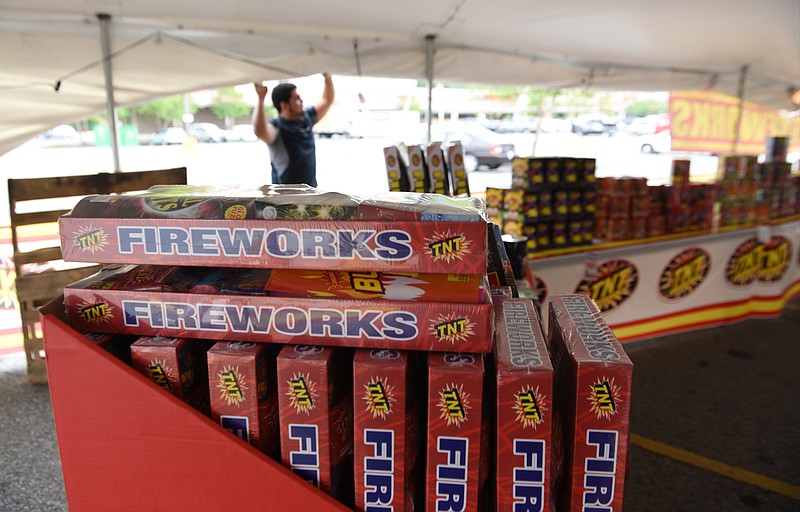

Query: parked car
<box><xmin>188</xmin><ymin>123</ymin><xmax>226</xmax><ymax>143</ymax></box>
<box><xmin>625</xmin><ymin>114</ymin><xmax>669</xmax><ymax>136</ymax></box>
<box><xmin>149</xmin><ymin>127</ymin><xmax>188</xmax><ymax>145</ymax></box>
<box><xmin>571</xmin><ymin>114</ymin><xmax>618</xmax><ymax>136</ymax></box>
<box><xmin>226</xmin><ymin>124</ymin><xmax>258</xmax><ymax>142</ymax></box>
<box><xmin>413</xmin><ymin>121</ymin><xmax>515</xmax><ymax>171</ymax></box>
<box><xmin>35</xmin><ymin>124</ymin><xmax>82</xmax><ymax>146</ymax></box>
<box><xmin>638</xmin><ymin>130</ymin><xmax>671</xmax><ymax>153</ymax></box>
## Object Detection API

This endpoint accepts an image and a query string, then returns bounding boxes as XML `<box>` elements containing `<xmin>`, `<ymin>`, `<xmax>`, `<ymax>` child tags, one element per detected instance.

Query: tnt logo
<box><xmin>593</xmin><ymin>381</ymin><xmax>616</xmax><ymax>414</ymax></box>
<box><xmin>221</xmin><ymin>370</ymin><xmax>243</xmax><ymax>402</ymax></box>
<box><xmin>148</xmin><ymin>364</ymin><xmax>172</xmax><ymax>392</ymax></box>
<box><xmin>429</xmin><ymin>235</ymin><xmax>463</xmax><ymax>258</ymax></box>
<box><xmin>518</xmin><ymin>390</ymin><xmax>542</xmax><ymax>424</ymax></box>
<box><xmin>367</xmin><ymin>381</ymin><xmax>391</xmax><ymax>414</ymax></box>
<box><xmin>80</xmin><ymin>302</ymin><xmax>109</xmax><ymax>321</ymax></box>
<box><xmin>76</xmin><ymin>229</ymin><xmax>104</xmax><ymax>250</ymax></box>
<box><xmin>442</xmin><ymin>387</ymin><xmax>465</xmax><ymax>423</ymax></box>
<box><xmin>286</xmin><ymin>375</ymin><xmax>317</xmax><ymax>414</ymax></box>
<box><xmin>434</xmin><ymin>318</ymin><xmax>467</xmax><ymax>339</ymax></box>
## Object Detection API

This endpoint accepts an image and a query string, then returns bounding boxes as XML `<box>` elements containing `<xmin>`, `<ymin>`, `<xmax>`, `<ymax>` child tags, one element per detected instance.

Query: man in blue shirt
<box><xmin>252</xmin><ymin>73</ymin><xmax>334</xmax><ymax>187</ymax></box>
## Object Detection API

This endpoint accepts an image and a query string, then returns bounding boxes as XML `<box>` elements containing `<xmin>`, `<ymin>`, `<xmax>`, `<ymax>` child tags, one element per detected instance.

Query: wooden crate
<box><xmin>8</xmin><ymin>168</ymin><xmax>187</xmax><ymax>383</ymax></box>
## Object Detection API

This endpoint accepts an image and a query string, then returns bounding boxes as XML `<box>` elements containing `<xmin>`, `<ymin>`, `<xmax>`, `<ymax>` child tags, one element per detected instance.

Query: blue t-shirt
<box><xmin>267</xmin><ymin>107</ymin><xmax>319</xmax><ymax>187</ymax></box>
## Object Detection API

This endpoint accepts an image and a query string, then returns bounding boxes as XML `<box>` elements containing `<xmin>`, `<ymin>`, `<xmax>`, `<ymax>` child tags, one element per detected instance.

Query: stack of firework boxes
<box><xmin>486</xmin><ymin>156</ymin><xmax>597</xmax><ymax>254</ymax></box>
<box><xmin>383</xmin><ymin>142</ymin><xmax>471</xmax><ymax>197</ymax></box>
<box><xmin>49</xmin><ymin>185</ymin><xmax>498</xmax><ymax>511</ymax></box>
<box><xmin>46</xmin><ymin>185</ymin><xmax>634</xmax><ymax>511</ymax></box>
<box><xmin>717</xmin><ymin>155</ymin><xmax>798</xmax><ymax>227</ymax></box>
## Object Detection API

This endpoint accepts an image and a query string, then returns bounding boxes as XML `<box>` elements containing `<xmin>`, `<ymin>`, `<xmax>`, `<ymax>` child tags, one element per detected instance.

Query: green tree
<box><xmin>132</xmin><ymin>95</ymin><xmax>195</xmax><ymax>127</ymax></box>
<box><xmin>209</xmin><ymin>87</ymin><xmax>252</xmax><ymax>126</ymax></box>
<box><xmin>626</xmin><ymin>99</ymin><xmax>667</xmax><ymax>117</ymax></box>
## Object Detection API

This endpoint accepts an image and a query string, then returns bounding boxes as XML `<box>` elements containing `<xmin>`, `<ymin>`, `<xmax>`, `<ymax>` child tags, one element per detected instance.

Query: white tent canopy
<box><xmin>1</xmin><ymin>0</ymin><xmax>798</xmax><ymax>157</ymax></box>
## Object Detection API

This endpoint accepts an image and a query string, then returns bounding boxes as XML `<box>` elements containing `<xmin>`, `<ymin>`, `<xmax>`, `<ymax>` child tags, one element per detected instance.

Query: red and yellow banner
<box><xmin>670</xmin><ymin>91</ymin><xmax>800</xmax><ymax>155</ymax></box>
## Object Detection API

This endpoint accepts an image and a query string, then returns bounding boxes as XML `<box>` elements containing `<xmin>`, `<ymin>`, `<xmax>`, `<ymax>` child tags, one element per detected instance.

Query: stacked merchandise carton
<box><xmin>50</xmin><ymin>184</ymin><xmax>637</xmax><ymax>510</ymax></box>
<box><xmin>718</xmin><ymin>155</ymin><xmax>798</xmax><ymax>226</ymax></box>
<box><xmin>383</xmin><ymin>142</ymin><xmax>471</xmax><ymax>196</ymax></box>
<box><xmin>55</xmin><ymin>185</ymin><xmax>496</xmax><ymax>510</ymax></box>
<box><xmin>503</xmin><ymin>156</ymin><xmax>596</xmax><ymax>253</ymax></box>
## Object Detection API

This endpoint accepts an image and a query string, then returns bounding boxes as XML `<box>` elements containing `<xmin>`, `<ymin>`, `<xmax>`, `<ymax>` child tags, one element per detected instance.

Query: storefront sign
<box><xmin>670</xmin><ymin>91</ymin><xmax>800</xmax><ymax>155</ymax></box>
<box><xmin>574</xmin><ymin>259</ymin><xmax>639</xmax><ymax>313</ymax></box>
<box><xmin>659</xmin><ymin>248</ymin><xmax>710</xmax><ymax>300</ymax></box>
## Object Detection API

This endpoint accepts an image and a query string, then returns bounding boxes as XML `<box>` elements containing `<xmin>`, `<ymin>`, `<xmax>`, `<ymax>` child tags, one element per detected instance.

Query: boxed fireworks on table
<box><xmin>406</xmin><ymin>145</ymin><xmax>430</xmax><ymax>194</ymax></box>
<box><xmin>58</xmin><ymin>187</ymin><xmax>488</xmax><ymax>274</ymax></box>
<box><xmin>448</xmin><ymin>142</ymin><xmax>471</xmax><ymax>196</ymax></box>
<box><xmin>277</xmin><ymin>344</ymin><xmax>354</xmax><ymax>505</ymax></box>
<box><xmin>353</xmin><ymin>348</ymin><xmax>422</xmax><ymax>511</ymax></box>
<box><xmin>207</xmin><ymin>341</ymin><xmax>280</xmax><ymax>457</ymax></box>
<box><xmin>547</xmin><ymin>295</ymin><xmax>633</xmax><ymax>512</ymax></box>
<box><xmin>384</xmin><ymin>146</ymin><xmax>410</xmax><ymax>192</ymax></box>
<box><xmin>130</xmin><ymin>335</ymin><xmax>210</xmax><ymax>414</ymax></box>
<box><xmin>426</xmin><ymin>352</ymin><xmax>485</xmax><ymax>512</ymax></box>
<box><xmin>427</xmin><ymin>143</ymin><xmax>451</xmax><ymax>196</ymax></box>
<box><xmin>63</xmin><ymin>264</ymin><xmax>495</xmax><ymax>353</ymax></box>
<box><xmin>82</xmin><ymin>331</ymin><xmax>135</xmax><ymax>365</ymax></box>
<box><xmin>493</xmin><ymin>297</ymin><xmax>557</xmax><ymax>512</ymax></box>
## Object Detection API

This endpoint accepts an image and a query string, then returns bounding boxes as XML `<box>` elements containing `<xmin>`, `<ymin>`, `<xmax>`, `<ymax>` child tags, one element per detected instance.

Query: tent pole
<box><xmin>425</xmin><ymin>35</ymin><xmax>435</xmax><ymax>144</ymax></box>
<box><xmin>732</xmin><ymin>65</ymin><xmax>748</xmax><ymax>154</ymax></box>
<box><xmin>97</xmin><ymin>13</ymin><xmax>121</xmax><ymax>172</ymax></box>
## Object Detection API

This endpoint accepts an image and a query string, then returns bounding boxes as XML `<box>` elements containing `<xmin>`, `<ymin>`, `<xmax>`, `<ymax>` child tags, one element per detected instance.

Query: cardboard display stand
<box><xmin>41</xmin><ymin>298</ymin><xmax>348</xmax><ymax>511</ymax></box>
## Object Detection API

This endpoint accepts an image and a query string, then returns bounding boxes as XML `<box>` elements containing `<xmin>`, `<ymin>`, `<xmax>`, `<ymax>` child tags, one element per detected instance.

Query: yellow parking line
<box><xmin>631</xmin><ymin>433</ymin><xmax>800</xmax><ymax>500</ymax></box>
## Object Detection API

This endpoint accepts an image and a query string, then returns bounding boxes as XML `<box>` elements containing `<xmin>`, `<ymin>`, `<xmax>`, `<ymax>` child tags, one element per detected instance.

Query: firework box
<box><xmin>130</xmin><ymin>335</ymin><xmax>209</xmax><ymax>414</ymax></box>
<box><xmin>41</xmin><ymin>298</ymin><xmax>350</xmax><ymax>511</ymax></box>
<box><xmin>406</xmin><ymin>145</ymin><xmax>430</xmax><ymax>193</ymax></box>
<box><xmin>493</xmin><ymin>297</ymin><xmax>555</xmax><ymax>512</ymax></box>
<box><xmin>384</xmin><ymin>146</ymin><xmax>410</xmax><ymax>192</ymax></box>
<box><xmin>426</xmin><ymin>352</ymin><xmax>485</xmax><ymax>512</ymax></box>
<box><xmin>64</xmin><ymin>267</ymin><xmax>495</xmax><ymax>353</ymax></box>
<box><xmin>58</xmin><ymin>189</ymin><xmax>487</xmax><ymax>274</ymax></box>
<box><xmin>277</xmin><ymin>345</ymin><xmax>354</xmax><ymax>504</ymax></box>
<box><xmin>353</xmin><ymin>349</ymin><xmax>420</xmax><ymax>511</ymax></box>
<box><xmin>547</xmin><ymin>295</ymin><xmax>633</xmax><ymax>512</ymax></box>
<box><xmin>447</xmin><ymin>142</ymin><xmax>471</xmax><ymax>196</ymax></box>
<box><xmin>427</xmin><ymin>143</ymin><xmax>451</xmax><ymax>196</ymax></box>
<box><xmin>207</xmin><ymin>341</ymin><xmax>280</xmax><ymax>457</ymax></box>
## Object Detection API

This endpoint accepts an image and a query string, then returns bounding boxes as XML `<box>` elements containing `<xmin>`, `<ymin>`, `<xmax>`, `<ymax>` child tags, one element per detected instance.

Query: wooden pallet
<box><xmin>8</xmin><ymin>168</ymin><xmax>187</xmax><ymax>383</ymax></box>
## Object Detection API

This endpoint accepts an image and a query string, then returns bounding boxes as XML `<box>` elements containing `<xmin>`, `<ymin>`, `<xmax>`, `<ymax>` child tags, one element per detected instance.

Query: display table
<box><xmin>527</xmin><ymin>218</ymin><xmax>800</xmax><ymax>342</ymax></box>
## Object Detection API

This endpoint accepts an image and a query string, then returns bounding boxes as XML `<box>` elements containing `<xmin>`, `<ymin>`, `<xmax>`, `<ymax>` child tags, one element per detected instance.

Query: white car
<box><xmin>226</xmin><ymin>124</ymin><xmax>258</xmax><ymax>142</ymax></box>
<box><xmin>638</xmin><ymin>130</ymin><xmax>671</xmax><ymax>153</ymax></box>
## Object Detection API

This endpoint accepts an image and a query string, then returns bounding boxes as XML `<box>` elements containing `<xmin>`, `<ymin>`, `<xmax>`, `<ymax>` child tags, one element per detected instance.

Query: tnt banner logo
<box><xmin>363</xmin><ymin>377</ymin><xmax>396</xmax><ymax>420</ymax></box>
<box><xmin>77</xmin><ymin>299</ymin><xmax>114</xmax><ymax>326</ymax></box>
<box><xmin>148</xmin><ymin>359</ymin><xmax>173</xmax><ymax>392</ymax></box>
<box><xmin>575</xmin><ymin>259</ymin><xmax>639</xmax><ymax>313</ymax></box>
<box><xmin>726</xmin><ymin>236</ymin><xmax>791</xmax><ymax>286</ymax></box>
<box><xmin>437</xmin><ymin>383</ymin><xmax>472</xmax><ymax>428</ymax></box>
<box><xmin>217</xmin><ymin>366</ymin><xmax>248</xmax><ymax>406</ymax></box>
<box><xmin>588</xmin><ymin>377</ymin><xmax>621</xmax><ymax>420</ymax></box>
<box><xmin>287</xmin><ymin>373</ymin><xmax>319</xmax><ymax>414</ymax></box>
<box><xmin>660</xmin><ymin>247</ymin><xmax>710</xmax><ymax>300</ymax></box>
<box><xmin>73</xmin><ymin>226</ymin><xmax>109</xmax><ymax>254</ymax></box>
<box><xmin>513</xmin><ymin>385</ymin><xmax>547</xmax><ymax>429</ymax></box>
<box><xmin>430</xmin><ymin>313</ymin><xmax>475</xmax><ymax>345</ymax></box>
<box><xmin>425</xmin><ymin>230</ymin><xmax>472</xmax><ymax>264</ymax></box>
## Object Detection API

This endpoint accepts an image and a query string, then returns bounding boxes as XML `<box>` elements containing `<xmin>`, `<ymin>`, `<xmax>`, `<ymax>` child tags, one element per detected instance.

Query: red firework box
<box><xmin>207</xmin><ymin>341</ymin><xmax>280</xmax><ymax>457</ymax></box>
<box><xmin>547</xmin><ymin>295</ymin><xmax>633</xmax><ymax>512</ymax></box>
<box><xmin>63</xmin><ymin>264</ymin><xmax>494</xmax><ymax>353</ymax></box>
<box><xmin>353</xmin><ymin>349</ymin><xmax>421</xmax><ymax>511</ymax></box>
<box><xmin>493</xmin><ymin>297</ymin><xmax>555</xmax><ymax>512</ymax></box>
<box><xmin>277</xmin><ymin>344</ymin><xmax>354</xmax><ymax>504</ymax></box>
<box><xmin>58</xmin><ymin>187</ymin><xmax>487</xmax><ymax>275</ymax></box>
<box><xmin>130</xmin><ymin>335</ymin><xmax>210</xmax><ymax>414</ymax></box>
<box><xmin>426</xmin><ymin>352</ymin><xmax>485</xmax><ymax>512</ymax></box>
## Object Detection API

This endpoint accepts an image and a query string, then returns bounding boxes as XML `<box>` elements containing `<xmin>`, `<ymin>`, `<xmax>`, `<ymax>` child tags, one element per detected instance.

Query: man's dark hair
<box><xmin>272</xmin><ymin>83</ymin><xmax>296</xmax><ymax>113</ymax></box>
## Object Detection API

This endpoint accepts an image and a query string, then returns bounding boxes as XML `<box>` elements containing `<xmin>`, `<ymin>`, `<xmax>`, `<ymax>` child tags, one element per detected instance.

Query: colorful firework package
<box><xmin>547</xmin><ymin>295</ymin><xmax>633</xmax><ymax>512</ymax></box>
<box><xmin>207</xmin><ymin>341</ymin><xmax>280</xmax><ymax>458</ymax></box>
<box><xmin>426</xmin><ymin>143</ymin><xmax>451</xmax><ymax>196</ymax></box>
<box><xmin>492</xmin><ymin>297</ymin><xmax>560</xmax><ymax>512</ymax></box>
<box><xmin>276</xmin><ymin>345</ymin><xmax>354</xmax><ymax>506</ymax></box>
<box><xmin>425</xmin><ymin>352</ymin><xmax>486</xmax><ymax>512</ymax></box>
<box><xmin>264</xmin><ymin>268</ymin><xmax>487</xmax><ymax>304</ymax></box>
<box><xmin>63</xmin><ymin>264</ymin><xmax>494</xmax><ymax>353</ymax></box>
<box><xmin>130</xmin><ymin>335</ymin><xmax>210</xmax><ymax>415</ymax></box>
<box><xmin>59</xmin><ymin>187</ymin><xmax>488</xmax><ymax>274</ymax></box>
<box><xmin>81</xmin><ymin>331</ymin><xmax>135</xmax><ymax>365</ymax></box>
<box><xmin>353</xmin><ymin>349</ymin><xmax>422</xmax><ymax>512</ymax></box>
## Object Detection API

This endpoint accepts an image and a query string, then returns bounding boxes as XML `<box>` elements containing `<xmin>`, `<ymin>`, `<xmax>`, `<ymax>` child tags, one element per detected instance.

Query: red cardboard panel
<box><xmin>41</xmin><ymin>298</ymin><xmax>348</xmax><ymax>512</ymax></box>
